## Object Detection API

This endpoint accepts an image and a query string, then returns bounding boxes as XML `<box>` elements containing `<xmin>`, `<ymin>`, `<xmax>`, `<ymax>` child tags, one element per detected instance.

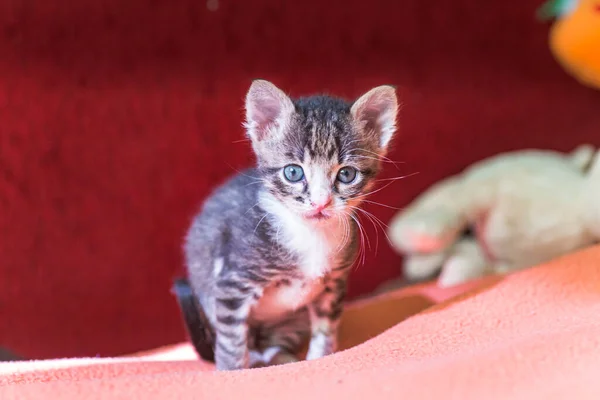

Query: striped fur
<box><xmin>184</xmin><ymin>80</ymin><xmax>398</xmax><ymax>370</ymax></box>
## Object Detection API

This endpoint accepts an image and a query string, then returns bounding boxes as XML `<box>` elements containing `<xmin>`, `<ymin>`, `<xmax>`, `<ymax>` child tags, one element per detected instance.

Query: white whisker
<box><xmin>375</xmin><ymin>172</ymin><xmax>419</xmax><ymax>183</ymax></box>
<box><xmin>356</xmin><ymin>207</ymin><xmax>394</xmax><ymax>248</ymax></box>
<box><xmin>335</xmin><ymin>214</ymin><xmax>351</xmax><ymax>254</ymax></box>
<box><xmin>225</xmin><ymin>163</ymin><xmax>263</xmax><ymax>182</ymax></box>
<box><xmin>355</xmin><ymin>148</ymin><xmax>400</xmax><ymax>164</ymax></box>
<box><xmin>352</xmin><ymin>172</ymin><xmax>419</xmax><ymax>201</ymax></box>
<box><xmin>348</xmin><ymin>206</ymin><xmax>379</xmax><ymax>255</ymax></box>
<box><xmin>349</xmin><ymin>213</ymin><xmax>368</xmax><ymax>269</ymax></box>
<box><xmin>231</xmin><ymin>138</ymin><xmax>251</xmax><ymax>144</ymax></box>
<box><xmin>253</xmin><ymin>213</ymin><xmax>269</xmax><ymax>235</ymax></box>
<box><xmin>346</xmin><ymin>155</ymin><xmax>403</xmax><ymax>170</ymax></box>
<box><xmin>244</xmin><ymin>181</ymin><xmax>264</xmax><ymax>187</ymax></box>
<box><xmin>244</xmin><ymin>201</ymin><xmax>260</xmax><ymax>214</ymax></box>
<box><xmin>361</xmin><ymin>200</ymin><xmax>404</xmax><ymax>211</ymax></box>
<box><xmin>345</xmin><ymin>149</ymin><xmax>405</xmax><ymax>170</ymax></box>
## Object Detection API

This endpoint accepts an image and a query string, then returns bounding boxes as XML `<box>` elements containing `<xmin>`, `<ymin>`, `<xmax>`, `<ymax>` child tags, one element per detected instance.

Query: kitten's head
<box><xmin>245</xmin><ymin>80</ymin><xmax>398</xmax><ymax>222</ymax></box>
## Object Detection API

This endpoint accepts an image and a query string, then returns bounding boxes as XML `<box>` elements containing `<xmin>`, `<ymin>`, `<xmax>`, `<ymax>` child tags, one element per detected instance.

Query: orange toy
<box><xmin>538</xmin><ymin>0</ymin><xmax>600</xmax><ymax>89</ymax></box>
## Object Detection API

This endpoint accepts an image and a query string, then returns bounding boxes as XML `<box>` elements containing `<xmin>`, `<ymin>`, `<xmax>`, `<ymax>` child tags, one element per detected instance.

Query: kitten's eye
<box><xmin>337</xmin><ymin>167</ymin><xmax>357</xmax><ymax>184</ymax></box>
<box><xmin>283</xmin><ymin>164</ymin><xmax>304</xmax><ymax>183</ymax></box>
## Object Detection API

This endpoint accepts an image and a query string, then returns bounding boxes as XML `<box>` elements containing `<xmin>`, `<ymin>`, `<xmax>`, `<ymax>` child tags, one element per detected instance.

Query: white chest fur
<box><xmin>259</xmin><ymin>191</ymin><xmax>347</xmax><ymax>279</ymax></box>
<box><xmin>252</xmin><ymin>192</ymin><xmax>348</xmax><ymax>322</ymax></box>
<box><xmin>252</xmin><ymin>278</ymin><xmax>324</xmax><ymax>321</ymax></box>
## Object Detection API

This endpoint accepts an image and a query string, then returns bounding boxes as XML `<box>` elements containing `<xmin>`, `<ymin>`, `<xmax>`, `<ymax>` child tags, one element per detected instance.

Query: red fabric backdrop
<box><xmin>0</xmin><ymin>0</ymin><xmax>599</xmax><ymax>359</ymax></box>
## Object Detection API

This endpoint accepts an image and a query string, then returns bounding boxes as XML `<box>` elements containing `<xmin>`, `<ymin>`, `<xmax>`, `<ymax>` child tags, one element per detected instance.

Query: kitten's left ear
<box><xmin>244</xmin><ymin>79</ymin><xmax>295</xmax><ymax>142</ymax></box>
<box><xmin>351</xmin><ymin>85</ymin><xmax>398</xmax><ymax>151</ymax></box>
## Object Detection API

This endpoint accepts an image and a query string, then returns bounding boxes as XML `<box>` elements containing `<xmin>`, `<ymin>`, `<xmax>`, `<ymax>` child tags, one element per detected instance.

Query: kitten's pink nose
<box><xmin>310</xmin><ymin>195</ymin><xmax>332</xmax><ymax>212</ymax></box>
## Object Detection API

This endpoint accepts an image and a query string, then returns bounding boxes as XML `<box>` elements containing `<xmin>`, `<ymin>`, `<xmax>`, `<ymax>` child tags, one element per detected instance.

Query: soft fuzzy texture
<box><xmin>388</xmin><ymin>145</ymin><xmax>600</xmax><ymax>287</ymax></box>
<box><xmin>1</xmin><ymin>0</ymin><xmax>600</xmax><ymax>360</ymax></box>
<box><xmin>3</xmin><ymin>245</ymin><xmax>600</xmax><ymax>399</ymax></box>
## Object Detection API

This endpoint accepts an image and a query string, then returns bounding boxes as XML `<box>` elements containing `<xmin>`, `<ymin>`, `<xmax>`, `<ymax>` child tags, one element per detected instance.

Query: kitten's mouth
<box><xmin>304</xmin><ymin>211</ymin><xmax>332</xmax><ymax>221</ymax></box>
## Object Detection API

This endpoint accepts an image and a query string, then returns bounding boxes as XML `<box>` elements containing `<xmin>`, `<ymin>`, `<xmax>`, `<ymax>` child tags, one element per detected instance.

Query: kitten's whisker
<box><xmin>338</xmin><ymin>211</ymin><xmax>358</xmax><ymax>261</ymax></box>
<box><xmin>345</xmin><ymin>150</ymin><xmax>405</xmax><ymax>170</ymax></box>
<box><xmin>364</xmin><ymin>212</ymin><xmax>379</xmax><ymax>255</ymax></box>
<box><xmin>351</xmin><ymin>147</ymin><xmax>398</xmax><ymax>163</ymax></box>
<box><xmin>344</xmin><ymin>216</ymin><xmax>352</xmax><ymax>253</ymax></box>
<box><xmin>347</xmin><ymin>214</ymin><xmax>362</xmax><ymax>258</ymax></box>
<box><xmin>231</xmin><ymin>138</ymin><xmax>251</xmax><ymax>144</ymax></box>
<box><xmin>346</xmin><ymin>213</ymin><xmax>363</xmax><ymax>266</ymax></box>
<box><xmin>244</xmin><ymin>181</ymin><xmax>264</xmax><ymax>187</ymax></box>
<box><xmin>356</xmin><ymin>207</ymin><xmax>394</xmax><ymax>248</ymax></box>
<box><xmin>341</xmin><ymin>139</ymin><xmax>363</xmax><ymax>150</ymax></box>
<box><xmin>353</xmin><ymin>172</ymin><xmax>419</xmax><ymax>201</ymax></box>
<box><xmin>368</xmin><ymin>152</ymin><xmax>398</xmax><ymax>165</ymax></box>
<box><xmin>359</xmin><ymin>207</ymin><xmax>391</xmax><ymax>230</ymax></box>
<box><xmin>340</xmin><ymin>215</ymin><xmax>350</xmax><ymax>253</ymax></box>
<box><xmin>354</xmin><ymin>214</ymin><xmax>371</xmax><ymax>253</ymax></box>
<box><xmin>348</xmin><ymin>206</ymin><xmax>380</xmax><ymax>256</ymax></box>
<box><xmin>225</xmin><ymin>163</ymin><xmax>263</xmax><ymax>182</ymax></box>
<box><xmin>352</xmin><ymin>180</ymin><xmax>397</xmax><ymax>200</ymax></box>
<box><xmin>361</xmin><ymin>199</ymin><xmax>404</xmax><ymax>211</ymax></box>
<box><xmin>244</xmin><ymin>201</ymin><xmax>261</xmax><ymax>214</ymax></box>
<box><xmin>335</xmin><ymin>214</ymin><xmax>351</xmax><ymax>254</ymax></box>
<box><xmin>349</xmin><ymin>152</ymin><xmax>403</xmax><ymax>165</ymax></box>
<box><xmin>374</xmin><ymin>172</ymin><xmax>419</xmax><ymax>183</ymax></box>
<box><xmin>347</xmin><ymin>155</ymin><xmax>403</xmax><ymax>169</ymax></box>
<box><xmin>349</xmin><ymin>213</ymin><xmax>368</xmax><ymax>269</ymax></box>
<box><xmin>253</xmin><ymin>213</ymin><xmax>269</xmax><ymax>235</ymax></box>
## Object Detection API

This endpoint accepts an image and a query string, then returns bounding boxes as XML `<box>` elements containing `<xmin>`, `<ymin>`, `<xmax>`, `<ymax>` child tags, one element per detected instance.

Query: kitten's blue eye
<box><xmin>283</xmin><ymin>164</ymin><xmax>304</xmax><ymax>182</ymax></box>
<box><xmin>337</xmin><ymin>167</ymin><xmax>357</xmax><ymax>184</ymax></box>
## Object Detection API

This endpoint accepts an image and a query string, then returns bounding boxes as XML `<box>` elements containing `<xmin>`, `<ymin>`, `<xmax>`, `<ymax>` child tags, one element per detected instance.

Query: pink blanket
<box><xmin>2</xmin><ymin>245</ymin><xmax>600</xmax><ymax>399</ymax></box>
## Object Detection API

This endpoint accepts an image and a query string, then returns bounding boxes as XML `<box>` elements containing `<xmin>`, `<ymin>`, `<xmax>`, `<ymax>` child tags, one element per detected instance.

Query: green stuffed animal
<box><xmin>387</xmin><ymin>145</ymin><xmax>600</xmax><ymax>287</ymax></box>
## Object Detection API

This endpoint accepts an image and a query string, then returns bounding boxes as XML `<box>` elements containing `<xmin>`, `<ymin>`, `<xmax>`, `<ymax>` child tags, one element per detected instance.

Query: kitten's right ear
<box><xmin>244</xmin><ymin>80</ymin><xmax>294</xmax><ymax>142</ymax></box>
<box><xmin>351</xmin><ymin>85</ymin><xmax>398</xmax><ymax>152</ymax></box>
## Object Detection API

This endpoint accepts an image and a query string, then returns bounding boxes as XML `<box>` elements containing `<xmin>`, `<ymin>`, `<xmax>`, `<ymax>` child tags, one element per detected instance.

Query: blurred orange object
<box><xmin>540</xmin><ymin>0</ymin><xmax>600</xmax><ymax>89</ymax></box>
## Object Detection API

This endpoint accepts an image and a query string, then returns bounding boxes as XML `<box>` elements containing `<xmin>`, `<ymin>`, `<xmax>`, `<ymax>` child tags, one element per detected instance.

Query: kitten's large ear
<box><xmin>244</xmin><ymin>80</ymin><xmax>295</xmax><ymax>142</ymax></box>
<box><xmin>351</xmin><ymin>85</ymin><xmax>398</xmax><ymax>151</ymax></box>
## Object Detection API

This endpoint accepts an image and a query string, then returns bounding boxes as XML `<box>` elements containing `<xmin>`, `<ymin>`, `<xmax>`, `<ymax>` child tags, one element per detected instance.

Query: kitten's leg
<box><xmin>305</xmin><ymin>275</ymin><xmax>347</xmax><ymax>360</ymax></box>
<box><xmin>252</xmin><ymin>310</ymin><xmax>309</xmax><ymax>367</ymax></box>
<box><xmin>212</xmin><ymin>285</ymin><xmax>257</xmax><ymax>371</ymax></box>
<box><xmin>249</xmin><ymin>347</ymin><xmax>299</xmax><ymax>368</ymax></box>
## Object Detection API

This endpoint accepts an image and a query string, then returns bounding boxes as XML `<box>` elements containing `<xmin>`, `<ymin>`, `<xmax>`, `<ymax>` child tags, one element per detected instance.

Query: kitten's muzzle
<box><xmin>305</xmin><ymin>211</ymin><xmax>332</xmax><ymax>221</ymax></box>
<box><xmin>304</xmin><ymin>209</ymin><xmax>333</xmax><ymax>221</ymax></box>
<box><xmin>305</xmin><ymin>195</ymin><xmax>333</xmax><ymax>220</ymax></box>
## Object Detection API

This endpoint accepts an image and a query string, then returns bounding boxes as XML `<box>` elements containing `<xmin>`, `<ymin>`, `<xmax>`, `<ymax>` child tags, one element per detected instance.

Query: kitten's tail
<box><xmin>171</xmin><ymin>277</ymin><xmax>215</xmax><ymax>362</ymax></box>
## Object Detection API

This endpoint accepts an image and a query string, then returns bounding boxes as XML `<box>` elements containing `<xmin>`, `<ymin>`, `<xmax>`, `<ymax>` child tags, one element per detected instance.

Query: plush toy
<box><xmin>538</xmin><ymin>0</ymin><xmax>600</xmax><ymax>90</ymax></box>
<box><xmin>387</xmin><ymin>145</ymin><xmax>600</xmax><ymax>287</ymax></box>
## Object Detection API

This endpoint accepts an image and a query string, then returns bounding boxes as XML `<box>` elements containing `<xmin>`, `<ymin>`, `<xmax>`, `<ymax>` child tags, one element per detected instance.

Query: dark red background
<box><xmin>1</xmin><ymin>0</ymin><xmax>599</xmax><ymax>359</ymax></box>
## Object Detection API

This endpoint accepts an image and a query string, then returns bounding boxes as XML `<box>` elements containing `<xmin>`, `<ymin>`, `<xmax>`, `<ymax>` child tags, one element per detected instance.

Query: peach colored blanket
<box><xmin>3</xmin><ymin>245</ymin><xmax>600</xmax><ymax>399</ymax></box>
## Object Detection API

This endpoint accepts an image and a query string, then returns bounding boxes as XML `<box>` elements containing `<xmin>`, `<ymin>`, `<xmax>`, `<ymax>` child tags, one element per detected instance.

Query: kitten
<box><xmin>184</xmin><ymin>79</ymin><xmax>398</xmax><ymax>371</ymax></box>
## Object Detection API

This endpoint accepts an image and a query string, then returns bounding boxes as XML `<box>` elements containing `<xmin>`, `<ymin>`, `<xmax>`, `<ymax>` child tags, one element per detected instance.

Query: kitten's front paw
<box><xmin>249</xmin><ymin>361</ymin><xmax>268</xmax><ymax>369</ymax></box>
<box><xmin>305</xmin><ymin>333</ymin><xmax>336</xmax><ymax>360</ymax></box>
<box><xmin>250</xmin><ymin>348</ymin><xmax>299</xmax><ymax>367</ymax></box>
<box><xmin>215</xmin><ymin>350</ymin><xmax>250</xmax><ymax>371</ymax></box>
<box><xmin>270</xmin><ymin>352</ymin><xmax>299</xmax><ymax>365</ymax></box>
<box><xmin>216</xmin><ymin>359</ymin><xmax>249</xmax><ymax>371</ymax></box>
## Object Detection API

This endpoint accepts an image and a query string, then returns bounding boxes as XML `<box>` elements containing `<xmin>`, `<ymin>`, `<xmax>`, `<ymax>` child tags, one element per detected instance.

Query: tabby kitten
<box><xmin>184</xmin><ymin>79</ymin><xmax>398</xmax><ymax>371</ymax></box>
